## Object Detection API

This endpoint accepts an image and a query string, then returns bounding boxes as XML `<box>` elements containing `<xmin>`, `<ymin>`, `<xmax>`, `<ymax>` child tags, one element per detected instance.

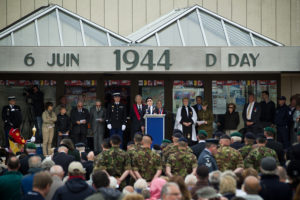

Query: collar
<box><xmin>199</xmin><ymin>140</ymin><xmax>206</xmax><ymax>143</ymax></box>
<box><xmin>69</xmin><ymin>175</ymin><xmax>85</xmax><ymax>180</ymax></box>
<box><xmin>204</xmin><ymin>148</ymin><xmax>212</xmax><ymax>155</ymax></box>
<box><xmin>266</xmin><ymin>137</ymin><xmax>274</xmax><ymax>140</ymax></box>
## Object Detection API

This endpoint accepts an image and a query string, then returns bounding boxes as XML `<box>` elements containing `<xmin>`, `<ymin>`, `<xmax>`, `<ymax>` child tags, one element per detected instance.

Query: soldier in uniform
<box><xmin>132</xmin><ymin>135</ymin><xmax>162</xmax><ymax>182</ymax></box>
<box><xmin>230</xmin><ymin>132</ymin><xmax>244</xmax><ymax>150</ymax></box>
<box><xmin>94</xmin><ymin>135</ymin><xmax>131</xmax><ymax>188</ymax></box>
<box><xmin>215</xmin><ymin>135</ymin><xmax>244</xmax><ymax>171</ymax></box>
<box><xmin>264</xmin><ymin>126</ymin><xmax>285</xmax><ymax>165</ymax></box>
<box><xmin>191</xmin><ymin>130</ymin><xmax>207</xmax><ymax>158</ymax></box>
<box><xmin>2</xmin><ymin>96</ymin><xmax>22</xmax><ymax>148</ymax></box>
<box><xmin>239</xmin><ymin>132</ymin><xmax>256</xmax><ymax>159</ymax></box>
<box><xmin>198</xmin><ymin>138</ymin><xmax>218</xmax><ymax>172</ymax></box>
<box><xmin>166</xmin><ymin>137</ymin><xmax>198</xmax><ymax>178</ymax></box>
<box><xmin>106</xmin><ymin>92</ymin><xmax>127</xmax><ymax>148</ymax></box>
<box><xmin>244</xmin><ymin>135</ymin><xmax>279</xmax><ymax>172</ymax></box>
<box><xmin>127</xmin><ymin>133</ymin><xmax>143</xmax><ymax>180</ymax></box>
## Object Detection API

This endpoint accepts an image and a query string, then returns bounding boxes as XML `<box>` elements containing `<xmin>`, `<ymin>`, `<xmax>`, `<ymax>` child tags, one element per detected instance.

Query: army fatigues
<box><xmin>162</xmin><ymin>144</ymin><xmax>193</xmax><ymax>169</ymax></box>
<box><xmin>215</xmin><ymin>145</ymin><xmax>244</xmax><ymax>172</ymax></box>
<box><xmin>132</xmin><ymin>147</ymin><xmax>162</xmax><ymax>182</ymax></box>
<box><xmin>239</xmin><ymin>144</ymin><xmax>254</xmax><ymax>159</ymax></box>
<box><xmin>127</xmin><ymin>144</ymin><xmax>143</xmax><ymax>166</ymax></box>
<box><xmin>244</xmin><ymin>146</ymin><xmax>279</xmax><ymax>172</ymax></box>
<box><xmin>166</xmin><ymin>149</ymin><xmax>198</xmax><ymax>178</ymax></box>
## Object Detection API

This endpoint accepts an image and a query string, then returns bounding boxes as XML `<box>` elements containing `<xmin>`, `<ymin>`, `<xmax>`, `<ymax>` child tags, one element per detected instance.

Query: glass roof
<box><xmin>0</xmin><ymin>4</ymin><xmax>131</xmax><ymax>46</ymax></box>
<box><xmin>128</xmin><ymin>5</ymin><xmax>282</xmax><ymax>46</ymax></box>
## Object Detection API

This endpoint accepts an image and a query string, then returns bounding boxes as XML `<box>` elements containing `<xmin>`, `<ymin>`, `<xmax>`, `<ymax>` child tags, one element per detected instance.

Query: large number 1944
<box><xmin>114</xmin><ymin>49</ymin><xmax>172</xmax><ymax>71</ymax></box>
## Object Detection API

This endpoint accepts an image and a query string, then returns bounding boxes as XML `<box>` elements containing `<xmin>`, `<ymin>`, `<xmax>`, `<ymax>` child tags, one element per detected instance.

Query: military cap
<box><xmin>178</xmin><ymin>137</ymin><xmax>188</xmax><ymax>143</ymax></box>
<box><xmin>112</xmin><ymin>92</ymin><xmax>121</xmax><ymax>97</ymax></box>
<box><xmin>58</xmin><ymin>143</ymin><xmax>69</xmax><ymax>149</ymax></box>
<box><xmin>205</xmin><ymin>138</ymin><xmax>219</xmax><ymax>145</ymax></box>
<box><xmin>245</xmin><ymin>132</ymin><xmax>256</xmax><ymax>140</ymax></box>
<box><xmin>75</xmin><ymin>142</ymin><xmax>85</xmax><ymax>148</ymax></box>
<box><xmin>220</xmin><ymin>135</ymin><xmax>231</xmax><ymax>140</ymax></box>
<box><xmin>230</xmin><ymin>132</ymin><xmax>242</xmax><ymax>138</ymax></box>
<box><xmin>198</xmin><ymin>130</ymin><xmax>208</xmax><ymax>137</ymax></box>
<box><xmin>264</xmin><ymin>127</ymin><xmax>275</xmax><ymax>134</ymax></box>
<box><xmin>173</xmin><ymin>129</ymin><xmax>183</xmax><ymax>138</ymax></box>
<box><xmin>261</xmin><ymin>157</ymin><xmax>277</xmax><ymax>171</ymax></box>
<box><xmin>26</xmin><ymin>142</ymin><xmax>36</xmax><ymax>149</ymax></box>
<box><xmin>8</xmin><ymin>96</ymin><xmax>16</xmax><ymax>101</ymax></box>
<box><xmin>162</xmin><ymin>139</ymin><xmax>171</xmax><ymax>144</ymax></box>
<box><xmin>278</xmin><ymin>96</ymin><xmax>286</xmax><ymax>100</ymax></box>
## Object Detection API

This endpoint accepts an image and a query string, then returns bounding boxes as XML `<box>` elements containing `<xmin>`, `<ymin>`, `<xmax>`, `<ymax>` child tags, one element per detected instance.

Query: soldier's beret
<box><xmin>8</xmin><ymin>96</ymin><xmax>16</xmax><ymax>101</ymax></box>
<box><xmin>75</xmin><ymin>143</ymin><xmax>85</xmax><ymax>148</ymax></box>
<box><xmin>198</xmin><ymin>130</ymin><xmax>208</xmax><ymax>137</ymax></box>
<box><xmin>205</xmin><ymin>138</ymin><xmax>219</xmax><ymax>145</ymax></box>
<box><xmin>264</xmin><ymin>127</ymin><xmax>275</xmax><ymax>134</ymax></box>
<box><xmin>112</xmin><ymin>92</ymin><xmax>121</xmax><ymax>97</ymax></box>
<box><xmin>261</xmin><ymin>156</ymin><xmax>277</xmax><ymax>171</ymax></box>
<box><xmin>178</xmin><ymin>137</ymin><xmax>188</xmax><ymax>143</ymax></box>
<box><xmin>26</xmin><ymin>142</ymin><xmax>36</xmax><ymax>149</ymax></box>
<box><xmin>162</xmin><ymin>139</ymin><xmax>171</xmax><ymax>144</ymax></box>
<box><xmin>230</xmin><ymin>132</ymin><xmax>242</xmax><ymax>138</ymax></box>
<box><xmin>245</xmin><ymin>132</ymin><xmax>256</xmax><ymax>140</ymax></box>
<box><xmin>298</xmin><ymin>131</ymin><xmax>300</xmax><ymax>136</ymax></box>
<box><xmin>220</xmin><ymin>135</ymin><xmax>231</xmax><ymax>140</ymax></box>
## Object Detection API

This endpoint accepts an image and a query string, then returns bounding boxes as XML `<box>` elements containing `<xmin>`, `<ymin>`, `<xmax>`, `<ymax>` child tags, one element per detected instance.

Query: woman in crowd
<box><xmin>223</xmin><ymin>103</ymin><xmax>240</xmax><ymax>136</ymax></box>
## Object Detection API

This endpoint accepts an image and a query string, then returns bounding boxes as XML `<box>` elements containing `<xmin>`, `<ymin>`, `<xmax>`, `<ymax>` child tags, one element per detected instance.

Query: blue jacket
<box><xmin>274</xmin><ymin>104</ymin><xmax>290</xmax><ymax>127</ymax></box>
<box><xmin>21</xmin><ymin>168</ymin><xmax>42</xmax><ymax>195</ymax></box>
<box><xmin>198</xmin><ymin>149</ymin><xmax>218</xmax><ymax>172</ymax></box>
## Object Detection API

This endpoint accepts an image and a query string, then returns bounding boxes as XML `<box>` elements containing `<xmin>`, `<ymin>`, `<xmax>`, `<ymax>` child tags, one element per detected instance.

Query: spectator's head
<box><xmin>184</xmin><ymin>174</ymin><xmax>197</xmax><ymax>188</ymax></box>
<box><xmin>32</xmin><ymin>85</ymin><xmax>39</xmax><ymax>92</ymax></box>
<box><xmin>134</xmin><ymin>178</ymin><xmax>148</xmax><ymax>193</ymax></box>
<box><xmin>101</xmin><ymin>138</ymin><xmax>111</xmax><ymax>150</ymax></box>
<box><xmin>7</xmin><ymin>156</ymin><xmax>20</xmax><ymax>171</ymax></box>
<box><xmin>32</xmin><ymin>171</ymin><xmax>53</xmax><ymax>197</ymax></box>
<box><xmin>156</xmin><ymin>100</ymin><xmax>163</xmax><ymax>109</ymax></box>
<box><xmin>196</xmin><ymin>166</ymin><xmax>209</xmax><ymax>180</ymax></box>
<box><xmin>149</xmin><ymin>178</ymin><xmax>167</xmax><ymax>200</ymax></box>
<box><xmin>242</xmin><ymin>176</ymin><xmax>261</xmax><ymax>195</ymax></box>
<box><xmin>169</xmin><ymin>176</ymin><xmax>191</xmax><ymax>200</ymax></box>
<box><xmin>135</xmin><ymin>94</ymin><xmax>142</xmax><ymax>104</ymax></box>
<box><xmin>261</xmin><ymin>91</ymin><xmax>269</xmax><ymax>101</ymax></box>
<box><xmin>182</xmin><ymin>97</ymin><xmax>189</xmax><ymax>107</ymax></box>
<box><xmin>277</xmin><ymin>166</ymin><xmax>287</xmax><ymax>183</ymax></box>
<box><xmin>95</xmin><ymin>99</ymin><xmax>101</xmax><ymax>107</ymax></box>
<box><xmin>122</xmin><ymin>186</ymin><xmax>136</xmax><ymax>196</ymax></box>
<box><xmin>260</xmin><ymin>157</ymin><xmax>278</xmax><ymax>175</ymax></box>
<box><xmin>92</xmin><ymin>170</ymin><xmax>110</xmax><ymax>189</ymax></box>
<box><xmin>141</xmin><ymin>189</ymin><xmax>150</xmax><ymax>199</ymax></box>
<box><xmin>60</xmin><ymin>106</ymin><xmax>67</xmax><ymax>115</ymax></box>
<box><xmin>142</xmin><ymin>135</ymin><xmax>153</xmax><ymax>148</ymax></box>
<box><xmin>25</xmin><ymin>143</ymin><xmax>37</xmax><ymax>154</ymax></box>
<box><xmin>227</xmin><ymin>103</ymin><xmax>236</xmax><ymax>113</ymax></box>
<box><xmin>50</xmin><ymin>165</ymin><xmax>64</xmax><ymax>180</ymax></box>
<box><xmin>205</xmin><ymin>141</ymin><xmax>218</xmax><ymax>155</ymax></box>
<box><xmin>278</xmin><ymin>96</ymin><xmax>286</xmax><ymax>106</ymax></box>
<box><xmin>122</xmin><ymin>194</ymin><xmax>144</xmax><ymax>200</ymax></box>
<box><xmin>29</xmin><ymin>156</ymin><xmax>42</xmax><ymax>169</ymax></box>
<box><xmin>198</xmin><ymin>130</ymin><xmax>208</xmax><ymax>141</ymax></box>
<box><xmin>109</xmin><ymin>176</ymin><xmax>118</xmax><ymax>189</ymax></box>
<box><xmin>146</xmin><ymin>97</ymin><xmax>153</xmax><ymax>106</ymax></box>
<box><xmin>219</xmin><ymin>135</ymin><xmax>231</xmax><ymax>146</ymax></box>
<box><xmin>160</xmin><ymin>182</ymin><xmax>182</xmax><ymax>200</ymax></box>
<box><xmin>77</xmin><ymin>101</ymin><xmax>83</xmax><ymax>109</ymax></box>
<box><xmin>230</xmin><ymin>132</ymin><xmax>242</xmax><ymax>144</ymax></box>
<box><xmin>256</xmin><ymin>135</ymin><xmax>267</xmax><ymax>146</ymax></box>
<box><xmin>134</xmin><ymin>133</ymin><xmax>143</xmax><ymax>145</ymax></box>
<box><xmin>45</xmin><ymin>102</ymin><xmax>53</xmax><ymax>111</ymax></box>
<box><xmin>58</xmin><ymin>146</ymin><xmax>68</xmax><ymax>154</ymax></box>
<box><xmin>68</xmin><ymin>161</ymin><xmax>86</xmax><ymax>177</ymax></box>
<box><xmin>172</xmin><ymin>130</ymin><xmax>183</xmax><ymax>144</ymax></box>
<box><xmin>209</xmin><ymin>171</ymin><xmax>221</xmax><ymax>190</ymax></box>
<box><xmin>219</xmin><ymin>175</ymin><xmax>236</xmax><ymax>195</ymax></box>
<box><xmin>196</xmin><ymin>96</ymin><xmax>202</xmax><ymax>105</ymax></box>
<box><xmin>244</xmin><ymin>132</ymin><xmax>255</xmax><ymax>145</ymax></box>
<box><xmin>264</xmin><ymin>127</ymin><xmax>275</xmax><ymax>138</ymax></box>
<box><xmin>87</xmin><ymin>151</ymin><xmax>94</xmax><ymax>161</ymax></box>
<box><xmin>75</xmin><ymin>142</ymin><xmax>85</xmax><ymax>153</ymax></box>
<box><xmin>248</xmin><ymin>93</ymin><xmax>255</xmax><ymax>103</ymax></box>
<box><xmin>196</xmin><ymin>186</ymin><xmax>220</xmax><ymax>200</ymax></box>
<box><xmin>242</xmin><ymin>168</ymin><xmax>259</xmax><ymax>179</ymax></box>
<box><xmin>110</xmin><ymin>135</ymin><xmax>121</xmax><ymax>146</ymax></box>
<box><xmin>41</xmin><ymin>159</ymin><xmax>55</xmax><ymax>171</ymax></box>
<box><xmin>60</xmin><ymin>138</ymin><xmax>75</xmax><ymax>151</ymax></box>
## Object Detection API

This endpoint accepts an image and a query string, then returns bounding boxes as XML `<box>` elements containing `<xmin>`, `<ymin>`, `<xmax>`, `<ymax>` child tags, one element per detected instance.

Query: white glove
<box><xmin>122</xmin><ymin>125</ymin><xmax>126</xmax><ymax>131</ymax></box>
<box><xmin>107</xmin><ymin>124</ymin><xmax>112</xmax><ymax>130</ymax></box>
<box><xmin>30</xmin><ymin>136</ymin><xmax>36</xmax><ymax>143</ymax></box>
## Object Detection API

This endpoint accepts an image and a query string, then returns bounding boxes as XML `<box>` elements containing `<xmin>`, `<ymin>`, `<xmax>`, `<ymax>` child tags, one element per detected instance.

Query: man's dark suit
<box><xmin>70</xmin><ymin>108</ymin><xmax>90</xmax><ymax>145</ymax></box>
<box><xmin>52</xmin><ymin>152</ymin><xmax>75</xmax><ymax>176</ymax></box>
<box><xmin>191</xmin><ymin>141</ymin><xmax>206</xmax><ymax>158</ymax></box>
<box><xmin>130</xmin><ymin>104</ymin><xmax>146</xmax><ymax>139</ymax></box>
<box><xmin>242</xmin><ymin>102</ymin><xmax>262</xmax><ymax>134</ymax></box>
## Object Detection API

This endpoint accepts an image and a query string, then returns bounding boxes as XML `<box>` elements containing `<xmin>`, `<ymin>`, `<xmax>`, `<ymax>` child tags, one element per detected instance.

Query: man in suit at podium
<box><xmin>145</xmin><ymin>97</ymin><xmax>155</xmax><ymax>115</ymax></box>
<box><xmin>154</xmin><ymin>100</ymin><xmax>167</xmax><ymax>115</ymax></box>
<box><xmin>242</xmin><ymin>93</ymin><xmax>262</xmax><ymax>134</ymax></box>
<box><xmin>130</xmin><ymin>95</ymin><xmax>146</xmax><ymax>139</ymax></box>
<box><xmin>106</xmin><ymin>92</ymin><xmax>127</xmax><ymax>147</ymax></box>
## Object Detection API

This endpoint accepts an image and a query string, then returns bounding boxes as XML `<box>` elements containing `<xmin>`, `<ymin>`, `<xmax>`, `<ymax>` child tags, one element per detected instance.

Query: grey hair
<box><xmin>41</xmin><ymin>159</ymin><xmax>55</xmax><ymax>171</ymax></box>
<box><xmin>160</xmin><ymin>182</ymin><xmax>179</xmax><ymax>198</ymax></box>
<box><xmin>28</xmin><ymin>156</ymin><xmax>42</xmax><ymax>168</ymax></box>
<box><xmin>209</xmin><ymin>170</ymin><xmax>222</xmax><ymax>184</ymax></box>
<box><xmin>50</xmin><ymin>165</ymin><xmax>64</xmax><ymax>176</ymax></box>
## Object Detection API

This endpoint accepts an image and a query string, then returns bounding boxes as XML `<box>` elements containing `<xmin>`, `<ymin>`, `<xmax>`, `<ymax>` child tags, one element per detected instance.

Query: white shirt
<box><xmin>185</xmin><ymin>106</ymin><xmax>189</xmax><ymax>117</ymax></box>
<box><xmin>246</xmin><ymin>102</ymin><xmax>255</xmax><ymax>120</ymax></box>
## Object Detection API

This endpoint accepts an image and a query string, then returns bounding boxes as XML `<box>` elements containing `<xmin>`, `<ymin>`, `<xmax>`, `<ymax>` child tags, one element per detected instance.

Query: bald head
<box><xmin>142</xmin><ymin>136</ymin><xmax>152</xmax><ymax>148</ymax></box>
<box><xmin>29</xmin><ymin>156</ymin><xmax>42</xmax><ymax>169</ymax></box>
<box><xmin>58</xmin><ymin>146</ymin><xmax>68</xmax><ymax>153</ymax></box>
<box><xmin>50</xmin><ymin>165</ymin><xmax>64</xmax><ymax>179</ymax></box>
<box><xmin>87</xmin><ymin>151</ymin><xmax>94</xmax><ymax>161</ymax></box>
<box><xmin>243</xmin><ymin>176</ymin><xmax>261</xmax><ymax>194</ymax></box>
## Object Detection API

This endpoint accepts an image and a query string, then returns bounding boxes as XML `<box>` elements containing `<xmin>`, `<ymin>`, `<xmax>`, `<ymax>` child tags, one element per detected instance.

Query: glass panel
<box><xmin>253</xmin><ymin>35</ymin><xmax>273</xmax><ymax>46</ymax></box>
<box><xmin>83</xmin><ymin>22</ymin><xmax>108</xmax><ymax>46</ymax></box>
<box><xmin>59</xmin><ymin>11</ymin><xmax>83</xmax><ymax>46</ymax></box>
<box><xmin>225</xmin><ymin>23</ymin><xmax>252</xmax><ymax>46</ymax></box>
<box><xmin>38</xmin><ymin>11</ymin><xmax>60</xmax><ymax>46</ymax></box>
<box><xmin>138</xmin><ymin>80</ymin><xmax>164</xmax><ymax>105</ymax></box>
<box><xmin>110</xmin><ymin>35</ymin><xmax>126</xmax><ymax>46</ymax></box>
<box><xmin>200</xmin><ymin>12</ymin><xmax>227</xmax><ymax>46</ymax></box>
<box><xmin>14</xmin><ymin>22</ymin><xmax>37</xmax><ymax>46</ymax></box>
<box><xmin>158</xmin><ymin>22</ymin><xmax>182</xmax><ymax>46</ymax></box>
<box><xmin>141</xmin><ymin>35</ymin><xmax>157</xmax><ymax>46</ymax></box>
<box><xmin>0</xmin><ymin>35</ymin><xmax>12</xmax><ymax>46</ymax></box>
<box><xmin>180</xmin><ymin>11</ymin><xmax>205</xmax><ymax>46</ymax></box>
<box><xmin>64</xmin><ymin>80</ymin><xmax>97</xmax><ymax>111</ymax></box>
<box><xmin>256</xmin><ymin>80</ymin><xmax>277</xmax><ymax>104</ymax></box>
<box><xmin>172</xmin><ymin>80</ymin><xmax>204</xmax><ymax>113</ymax></box>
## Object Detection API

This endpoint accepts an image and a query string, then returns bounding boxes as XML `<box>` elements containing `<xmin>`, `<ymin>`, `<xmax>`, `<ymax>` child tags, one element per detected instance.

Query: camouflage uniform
<box><xmin>132</xmin><ymin>147</ymin><xmax>162</xmax><ymax>182</ymax></box>
<box><xmin>166</xmin><ymin>149</ymin><xmax>198</xmax><ymax>177</ymax></box>
<box><xmin>215</xmin><ymin>145</ymin><xmax>244</xmax><ymax>171</ymax></box>
<box><xmin>239</xmin><ymin>144</ymin><xmax>253</xmax><ymax>159</ymax></box>
<box><xmin>162</xmin><ymin>144</ymin><xmax>193</xmax><ymax>169</ymax></box>
<box><xmin>127</xmin><ymin>144</ymin><xmax>143</xmax><ymax>166</ymax></box>
<box><xmin>244</xmin><ymin>146</ymin><xmax>279</xmax><ymax>172</ymax></box>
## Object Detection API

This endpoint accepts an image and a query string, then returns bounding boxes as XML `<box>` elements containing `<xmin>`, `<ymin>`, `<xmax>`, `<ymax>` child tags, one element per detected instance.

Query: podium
<box><xmin>144</xmin><ymin>114</ymin><xmax>165</xmax><ymax>146</ymax></box>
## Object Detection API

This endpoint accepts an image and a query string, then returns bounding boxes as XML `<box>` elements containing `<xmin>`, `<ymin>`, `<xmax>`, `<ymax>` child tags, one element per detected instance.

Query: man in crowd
<box><xmin>70</xmin><ymin>101</ymin><xmax>90</xmax><ymax>145</ymax></box>
<box><xmin>130</xmin><ymin>95</ymin><xmax>146</xmax><ymax>139</ymax></box>
<box><xmin>239</xmin><ymin>132</ymin><xmax>256</xmax><ymax>159</ymax></box>
<box><xmin>230</xmin><ymin>132</ymin><xmax>244</xmax><ymax>150</ymax></box>
<box><xmin>56</xmin><ymin>107</ymin><xmax>71</xmax><ymax>147</ymax></box>
<box><xmin>154</xmin><ymin>100</ymin><xmax>167</xmax><ymax>114</ymax></box>
<box><xmin>106</xmin><ymin>92</ymin><xmax>127</xmax><ymax>147</ymax></box>
<box><xmin>0</xmin><ymin>156</ymin><xmax>23</xmax><ymax>200</ymax></box>
<box><xmin>52</xmin><ymin>145</ymin><xmax>75</xmax><ymax>176</ymax></box>
<box><xmin>215</xmin><ymin>135</ymin><xmax>244</xmax><ymax>171</ymax></box>
<box><xmin>90</xmin><ymin>100</ymin><xmax>106</xmax><ymax>153</ymax></box>
<box><xmin>1</xmin><ymin>96</ymin><xmax>22</xmax><ymax>149</ymax></box>
<box><xmin>160</xmin><ymin>182</ymin><xmax>182</xmax><ymax>200</ymax></box>
<box><xmin>242</xmin><ymin>93</ymin><xmax>261</xmax><ymax>134</ymax></box>
<box><xmin>274</xmin><ymin>96</ymin><xmax>291</xmax><ymax>149</ymax></box>
<box><xmin>19</xmin><ymin>142</ymin><xmax>40</xmax><ymax>174</ymax></box>
<box><xmin>191</xmin><ymin>130</ymin><xmax>207</xmax><ymax>158</ymax></box>
<box><xmin>45</xmin><ymin>165</ymin><xmax>64</xmax><ymax>200</ymax></box>
<box><xmin>264</xmin><ymin>127</ymin><xmax>285</xmax><ymax>165</ymax></box>
<box><xmin>190</xmin><ymin>166</ymin><xmax>210</xmax><ymax>200</ymax></box>
<box><xmin>241</xmin><ymin>176</ymin><xmax>263</xmax><ymax>200</ymax></box>
<box><xmin>260</xmin><ymin>91</ymin><xmax>276</xmax><ymax>128</ymax></box>
<box><xmin>198</xmin><ymin>139</ymin><xmax>218</xmax><ymax>172</ymax></box>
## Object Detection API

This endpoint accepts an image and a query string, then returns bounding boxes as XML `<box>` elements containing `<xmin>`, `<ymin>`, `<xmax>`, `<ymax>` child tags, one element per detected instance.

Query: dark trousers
<box><xmin>110</xmin><ymin>128</ymin><xmax>123</xmax><ymax>148</ymax></box>
<box><xmin>277</xmin><ymin>126</ymin><xmax>290</xmax><ymax>149</ymax></box>
<box><xmin>4</xmin><ymin>128</ymin><xmax>10</xmax><ymax>148</ymax></box>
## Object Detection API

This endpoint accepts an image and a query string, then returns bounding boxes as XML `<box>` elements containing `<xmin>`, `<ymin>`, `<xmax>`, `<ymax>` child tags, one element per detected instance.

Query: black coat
<box><xmin>56</xmin><ymin>114</ymin><xmax>71</xmax><ymax>133</ymax></box>
<box><xmin>224</xmin><ymin>111</ymin><xmax>240</xmax><ymax>130</ymax></box>
<box><xmin>274</xmin><ymin>104</ymin><xmax>290</xmax><ymax>127</ymax></box>
<box><xmin>2</xmin><ymin>104</ymin><xmax>22</xmax><ymax>130</ymax></box>
<box><xmin>191</xmin><ymin>142</ymin><xmax>206</xmax><ymax>158</ymax></box>
<box><xmin>259</xmin><ymin>174</ymin><xmax>293</xmax><ymax>200</ymax></box>
<box><xmin>107</xmin><ymin>103</ymin><xmax>127</xmax><ymax>129</ymax></box>
<box><xmin>29</xmin><ymin>91</ymin><xmax>44</xmax><ymax>117</ymax></box>
<box><xmin>242</xmin><ymin>102</ymin><xmax>261</xmax><ymax>128</ymax></box>
<box><xmin>82</xmin><ymin>160</ymin><xmax>94</xmax><ymax>180</ymax></box>
<box><xmin>266</xmin><ymin>138</ymin><xmax>285</xmax><ymax>165</ymax></box>
<box><xmin>70</xmin><ymin>108</ymin><xmax>90</xmax><ymax>135</ymax></box>
<box><xmin>130</xmin><ymin>104</ymin><xmax>146</xmax><ymax>134</ymax></box>
<box><xmin>260</xmin><ymin>100</ymin><xmax>276</xmax><ymax>123</ymax></box>
<box><xmin>19</xmin><ymin>154</ymin><xmax>43</xmax><ymax>175</ymax></box>
<box><xmin>52</xmin><ymin>177</ymin><xmax>95</xmax><ymax>200</ymax></box>
<box><xmin>52</xmin><ymin>152</ymin><xmax>75</xmax><ymax>176</ymax></box>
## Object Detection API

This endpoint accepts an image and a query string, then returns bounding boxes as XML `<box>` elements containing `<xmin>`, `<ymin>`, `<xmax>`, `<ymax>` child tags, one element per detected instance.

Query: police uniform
<box><xmin>1</xmin><ymin>96</ymin><xmax>22</xmax><ymax>148</ymax></box>
<box><xmin>106</xmin><ymin>93</ymin><xmax>127</xmax><ymax>147</ymax></box>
